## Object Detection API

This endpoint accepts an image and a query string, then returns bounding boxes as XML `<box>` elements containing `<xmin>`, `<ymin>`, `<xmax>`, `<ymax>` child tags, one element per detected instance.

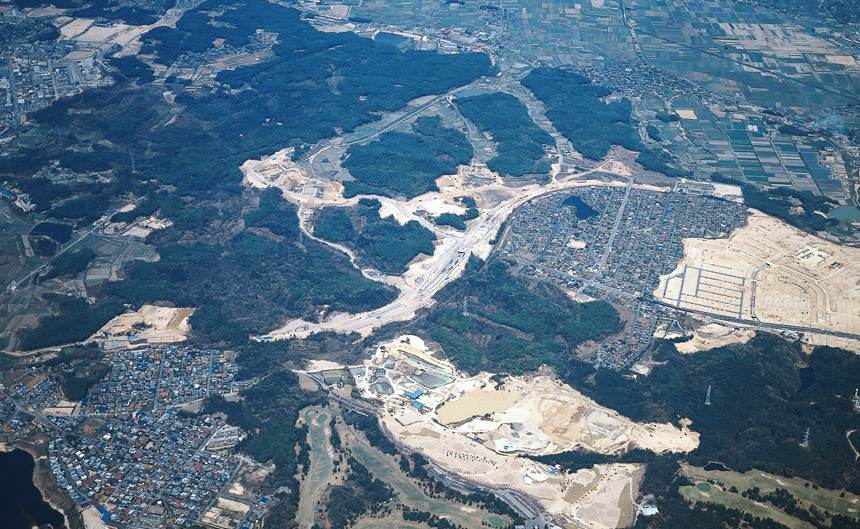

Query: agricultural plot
<box><xmin>625</xmin><ymin>0</ymin><xmax>860</xmax><ymax>109</ymax></box>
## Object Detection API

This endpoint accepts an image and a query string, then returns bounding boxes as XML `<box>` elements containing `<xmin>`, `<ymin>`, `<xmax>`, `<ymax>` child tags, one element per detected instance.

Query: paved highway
<box><xmin>644</xmin><ymin>296</ymin><xmax>860</xmax><ymax>341</ymax></box>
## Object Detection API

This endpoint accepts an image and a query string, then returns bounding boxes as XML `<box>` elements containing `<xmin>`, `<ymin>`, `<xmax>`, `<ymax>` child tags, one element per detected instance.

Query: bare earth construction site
<box><xmin>349</xmin><ymin>335</ymin><xmax>698</xmax><ymax>529</ymax></box>
<box><xmin>656</xmin><ymin>210</ymin><xmax>860</xmax><ymax>351</ymax></box>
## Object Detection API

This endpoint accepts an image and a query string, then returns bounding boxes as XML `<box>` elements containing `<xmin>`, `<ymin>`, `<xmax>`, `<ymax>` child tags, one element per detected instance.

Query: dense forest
<box><xmin>103</xmin><ymin>194</ymin><xmax>396</xmax><ymax>344</ymax></box>
<box><xmin>419</xmin><ymin>256</ymin><xmax>621</xmax><ymax>374</ymax></box>
<box><xmin>324</xmin><ymin>456</ymin><xmax>395</xmax><ymax>528</ymax></box>
<box><xmin>12</xmin><ymin>0</ymin><xmax>490</xmax><ymax>206</ymax></box>
<box><xmin>108</xmin><ymin>56</ymin><xmax>155</xmax><ymax>84</ymax></box>
<box><xmin>521</xmin><ymin>68</ymin><xmax>688</xmax><ymax>176</ymax></box>
<box><xmin>454</xmin><ymin>92</ymin><xmax>553</xmax><ymax>177</ymax></box>
<box><xmin>342</xmin><ymin>116</ymin><xmax>473</xmax><ymax>198</ymax></box>
<box><xmin>12</xmin><ymin>0</ymin><xmax>172</xmax><ymax>24</ymax></box>
<box><xmin>3</xmin><ymin>0</ymin><xmax>491</xmax><ymax>349</ymax></box>
<box><xmin>39</xmin><ymin>345</ymin><xmax>110</xmax><ymax>401</ymax></box>
<box><xmin>559</xmin><ymin>335</ymin><xmax>860</xmax><ymax>493</ymax></box>
<box><xmin>742</xmin><ymin>184</ymin><xmax>837</xmax><ymax>232</ymax></box>
<box><xmin>243</xmin><ymin>188</ymin><xmax>301</xmax><ymax>239</ymax></box>
<box><xmin>39</xmin><ymin>248</ymin><xmax>95</xmax><ymax>282</ymax></box>
<box><xmin>19</xmin><ymin>294</ymin><xmax>124</xmax><ymax>351</ymax></box>
<box><xmin>313</xmin><ymin>198</ymin><xmax>436</xmax><ymax>275</ymax></box>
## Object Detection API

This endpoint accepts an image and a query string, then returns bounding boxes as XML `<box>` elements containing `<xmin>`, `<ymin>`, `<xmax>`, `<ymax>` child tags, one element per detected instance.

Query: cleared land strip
<box><xmin>643</xmin><ymin>296</ymin><xmax>860</xmax><ymax>341</ymax></box>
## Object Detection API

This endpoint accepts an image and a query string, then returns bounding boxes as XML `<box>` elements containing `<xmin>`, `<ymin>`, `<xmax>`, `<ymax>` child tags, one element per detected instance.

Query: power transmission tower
<box><xmin>462</xmin><ymin>296</ymin><xmax>468</xmax><ymax>316</ymax></box>
<box><xmin>853</xmin><ymin>389</ymin><xmax>860</xmax><ymax>412</ymax></box>
<box><xmin>131</xmin><ymin>153</ymin><xmax>136</xmax><ymax>173</ymax></box>
<box><xmin>705</xmin><ymin>385</ymin><xmax>711</xmax><ymax>406</ymax></box>
<box><xmin>217</xmin><ymin>199</ymin><xmax>223</xmax><ymax>217</ymax></box>
<box><xmin>801</xmin><ymin>427</ymin><xmax>811</xmax><ymax>448</ymax></box>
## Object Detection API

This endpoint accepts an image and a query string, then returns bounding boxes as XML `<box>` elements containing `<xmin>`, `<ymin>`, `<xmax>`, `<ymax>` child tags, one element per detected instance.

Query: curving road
<box><xmin>260</xmin><ymin>163</ymin><xmax>621</xmax><ymax>340</ymax></box>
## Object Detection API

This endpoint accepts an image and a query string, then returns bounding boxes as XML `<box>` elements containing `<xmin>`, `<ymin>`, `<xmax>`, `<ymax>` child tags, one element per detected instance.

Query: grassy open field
<box><xmin>351</xmin><ymin>514</ymin><xmax>433</xmax><ymax>529</ymax></box>
<box><xmin>680</xmin><ymin>464</ymin><xmax>860</xmax><ymax>528</ymax></box>
<box><xmin>345</xmin><ymin>423</ymin><xmax>512</xmax><ymax>528</ymax></box>
<box><xmin>297</xmin><ymin>407</ymin><xmax>336</xmax><ymax>529</ymax></box>
<box><xmin>680</xmin><ymin>484</ymin><xmax>816</xmax><ymax>529</ymax></box>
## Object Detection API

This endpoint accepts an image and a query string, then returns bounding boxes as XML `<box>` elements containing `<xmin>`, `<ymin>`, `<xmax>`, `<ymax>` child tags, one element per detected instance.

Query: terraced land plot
<box><xmin>657</xmin><ymin>210</ymin><xmax>860</xmax><ymax>346</ymax></box>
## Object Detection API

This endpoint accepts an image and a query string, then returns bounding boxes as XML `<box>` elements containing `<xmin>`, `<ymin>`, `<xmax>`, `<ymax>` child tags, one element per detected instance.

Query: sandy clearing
<box><xmin>26</xmin><ymin>7</ymin><xmax>67</xmax><ymax>16</ymax></box>
<box><xmin>674</xmin><ymin>323</ymin><xmax>755</xmax><ymax>354</ymax></box>
<box><xmin>378</xmin><ymin>201</ymin><xmax>412</xmax><ymax>225</ymax></box>
<box><xmin>306</xmin><ymin>359</ymin><xmax>345</xmax><ymax>371</ymax></box>
<box><xmin>799</xmin><ymin>333</ymin><xmax>860</xmax><ymax>353</ymax></box>
<box><xmin>76</xmin><ymin>23</ymin><xmax>130</xmax><ymax>42</ymax></box>
<box><xmin>96</xmin><ymin>305</ymin><xmax>194</xmax><ymax>345</ymax></box>
<box><xmin>414</xmin><ymin>197</ymin><xmax>467</xmax><ymax>217</ymax></box>
<box><xmin>82</xmin><ymin>505</ymin><xmax>108</xmax><ymax>529</ymax></box>
<box><xmin>603</xmin><ymin>161</ymin><xmax>634</xmax><ymax>177</ymax></box>
<box><xmin>59</xmin><ymin>19</ymin><xmax>94</xmax><ymax>39</ymax></box>
<box><xmin>826</xmin><ymin>55</ymin><xmax>859</xmax><ymax>67</ymax></box>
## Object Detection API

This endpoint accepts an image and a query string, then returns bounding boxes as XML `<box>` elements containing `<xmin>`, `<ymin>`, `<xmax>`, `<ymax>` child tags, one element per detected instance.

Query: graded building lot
<box><xmin>95</xmin><ymin>305</ymin><xmax>194</xmax><ymax>347</ymax></box>
<box><xmin>679</xmin><ymin>464</ymin><xmax>860</xmax><ymax>529</ymax></box>
<box><xmin>58</xmin><ymin>18</ymin><xmax>94</xmax><ymax>39</ymax></box>
<box><xmin>672</xmin><ymin>323</ymin><xmax>755</xmax><ymax>354</ymax></box>
<box><xmin>81</xmin><ymin>505</ymin><xmax>108</xmax><ymax>529</ymax></box>
<box><xmin>657</xmin><ymin>210</ymin><xmax>860</xmax><ymax>349</ymax></box>
<box><xmin>200</xmin><ymin>497</ymin><xmax>251</xmax><ymax>529</ymax></box>
<box><xmin>350</xmin><ymin>336</ymin><xmax>698</xmax><ymax>529</ymax></box>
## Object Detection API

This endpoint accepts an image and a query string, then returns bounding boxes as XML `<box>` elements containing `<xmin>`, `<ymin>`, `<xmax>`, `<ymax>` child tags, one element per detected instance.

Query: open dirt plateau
<box><xmin>673</xmin><ymin>323</ymin><xmax>755</xmax><ymax>354</ymax></box>
<box><xmin>92</xmin><ymin>305</ymin><xmax>194</xmax><ymax>347</ymax></box>
<box><xmin>349</xmin><ymin>336</ymin><xmax>698</xmax><ymax>528</ymax></box>
<box><xmin>656</xmin><ymin>210</ymin><xmax>860</xmax><ymax>352</ymax></box>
